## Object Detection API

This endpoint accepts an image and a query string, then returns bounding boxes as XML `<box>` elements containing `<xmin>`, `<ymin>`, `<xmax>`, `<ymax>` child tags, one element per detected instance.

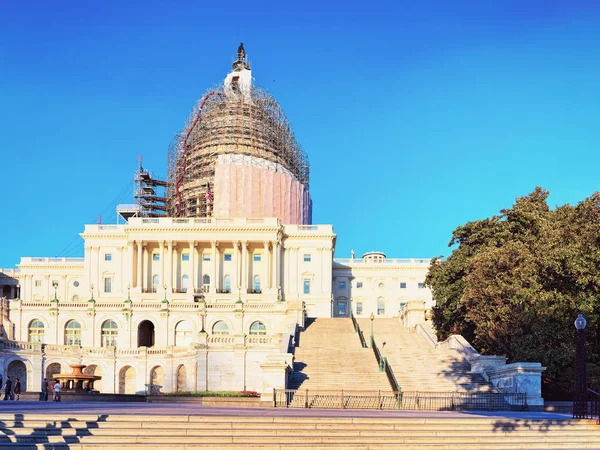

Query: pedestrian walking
<box><xmin>3</xmin><ymin>376</ymin><xmax>13</xmax><ymax>401</ymax></box>
<box><xmin>53</xmin><ymin>380</ymin><xmax>61</xmax><ymax>402</ymax></box>
<box><xmin>13</xmin><ymin>378</ymin><xmax>21</xmax><ymax>401</ymax></box>
<box><xmin>41</xmin><ymin>378</ymin><xmax>48</xmax><ymax>401</ymax></box>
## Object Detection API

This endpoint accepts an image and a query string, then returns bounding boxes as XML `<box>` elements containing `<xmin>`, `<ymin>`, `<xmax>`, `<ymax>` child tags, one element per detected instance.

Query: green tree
<box><xmin>426</xmin><ymin>187</ymin><xmax>600</xmax><ymax>399</ymax></box>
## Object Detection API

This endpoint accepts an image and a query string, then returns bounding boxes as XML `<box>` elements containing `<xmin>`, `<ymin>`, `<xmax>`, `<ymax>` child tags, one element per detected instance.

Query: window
<box><xmin>182</xmin><ymin>253</ymin><xmax>189</xmax><ymax>261</ymax></box>
<box><xmin>356</xmin><ymin>302</ymin><xmax>363</xmax><ymax>315</ymax></box>
<box><xmin>175</xmin><ymin>321</ymin><xmax>193</xmax><ymax>346</ymax></box>
<box><xmin>152</xmin><ymin>274</ymin><xmax>159</xmax><ymax>293</ymax></box>
<box><xmin>153</xmin><ymin>253</ymin><xmax>160</xmax><ymax>261</ymax></box>
<box><xmin>203</xmin><ymin>253</ymin><xmax>211</xmax><ymax>261</ymax></box>
<box><xmin>400</xmin><ymin>282</ymin><xmax>407</xmax><ymax>289</ymax></box>
<box><xmin>224</xmin><ymin>254</ymin><xmax>232</xmax><ymax>262</ymax></box>
<box><xmin>35</xmin><ymin>280</ymin><xmax>42</xmax><ymax>287</ymax></box>
<box><xmin>212</xmin><ymin>321</ymin><xmax>229</xmax><ymax>335</ymax></box>
<box><xmin>303</xmin><ymin>279</ymin><xmax>311</xmax><ymax>294</ymax></box>
<box><xmin>105</xmin><ymin>254</ymin><xmax>112</xmax><ymax>261</ymax></box>
<box><xmin>339</xmin><ymin>281</ymin><xmax>346</xmax><ymax>289</ymax></box>
<box><xmin>73</xmin><ymin>281</ymin><xmax>80</xmax><ymax>287</ymax></box>
<box><xmin>399</xmin><ymin>302</ymin><xmax>406</xmax><ymax>311</ymax></box>
<box><xmin>203</xmin><ymin>274</ymin><xmax>210</xmax><ymax>286</ymax></box>
<box><xmin>65</xmin><ymin>320</ymin><xmax>82</xmax><ymax>346</ymax></box>
<box><xmin>224</xmin><ymin>275</ymin><xmax>231</xmax><ymax>293</ymax></box>
<box><xmin>253</xmin><ymin>253</ymin><xmax>261</xmax><ymax>262</ymax></box>
<box><xmin>253</xmin><ymin>275</ymin><xmax>261</xmax><ymax>292</ymax></box>
<box><xmin>28</xmin><ymin>319</ymin><xmax>45</xmax><ymax>343</ymax></box>
<box><xmin>303</xmin><ymin>254</ymin><xmax>311</xmax><ymax>262</ymax></box>
<box><xmin>378</xmin><ymin>282</ymin><xmax>385</xmax><ymax>289</ymax></box>
<box><xmin>377</xmin><ymin>298</ymin><xmax>386</xmax><ymax>315</ymax></box>
<box><xmin>418</xmin><ymin>282</ymin><xmax>425</xmax><ymax>289</ymax></box>
<box><xmin>101</xmin><ymin>320</ymin><xmax>118</xmax><ymax>347</ymax></box>
<box><xmin>182</xmin><ymin>275</ymin><xmax>189</xmax><ymax>293</ymax></box>
<box><xmin>249</xmin><ymin>321</ymin><xmax>267</xmax><ymax>335</ymax></box>
<box><xmin>104</xmin><ymin>277</ymin><xmax>112</xmax><ymax>293</ymax></box>
<box><xmin>356</xmin><ymin>281</ymin><xmax>363</xmax><ymax>289</ymax></box>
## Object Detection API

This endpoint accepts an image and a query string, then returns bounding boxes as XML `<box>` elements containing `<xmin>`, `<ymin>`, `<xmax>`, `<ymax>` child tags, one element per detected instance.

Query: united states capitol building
<box><xmin>0</xmin><ymin>45</ymin><xmax>435</xmax><ymax>398</ymax></box>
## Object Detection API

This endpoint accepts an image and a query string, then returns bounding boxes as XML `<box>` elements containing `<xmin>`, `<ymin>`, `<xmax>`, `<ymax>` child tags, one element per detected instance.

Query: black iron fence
<box><xmin>588</xmin><ymin>388</ymin><xmax>600</xmax><ymax>423</ymax></box>
<box><xmin>274</xmin><ymin>389</ymin><xmax>527</xmax><ymax>411</ymax></box>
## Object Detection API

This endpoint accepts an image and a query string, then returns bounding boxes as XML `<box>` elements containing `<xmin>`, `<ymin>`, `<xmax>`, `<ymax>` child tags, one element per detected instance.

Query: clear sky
<box><xmin>1</xmin><ymin>1</ymin><xmax>600</xmax><ymax>267</ymax></box>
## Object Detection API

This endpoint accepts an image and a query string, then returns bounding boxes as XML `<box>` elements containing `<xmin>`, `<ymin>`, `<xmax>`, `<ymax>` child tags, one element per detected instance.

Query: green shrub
<box><xmin>165</xmin><ymin>390</ymin><xmax>260</xmax><ymax>398</ymax></box>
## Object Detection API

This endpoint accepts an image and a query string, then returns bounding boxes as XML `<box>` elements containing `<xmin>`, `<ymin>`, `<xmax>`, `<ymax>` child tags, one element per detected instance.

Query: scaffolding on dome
<box><xmin>166</xmin><ymin>84</ymin><xmax>310</xmax><ymax>218</ymax></box>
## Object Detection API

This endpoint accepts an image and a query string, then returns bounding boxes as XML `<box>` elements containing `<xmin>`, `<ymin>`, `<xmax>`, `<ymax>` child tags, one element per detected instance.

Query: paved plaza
<box><xmin>0</xmin><ymin>401</ymin><xmax>573</xmax><ymax>420</ymax></box>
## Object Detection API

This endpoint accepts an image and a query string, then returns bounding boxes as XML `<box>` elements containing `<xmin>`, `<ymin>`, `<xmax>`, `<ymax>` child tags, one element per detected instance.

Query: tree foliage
<box><xmin>426</xmin><ymin>187</ymin><xmax>600</xmax><ymax>399</ymax></box>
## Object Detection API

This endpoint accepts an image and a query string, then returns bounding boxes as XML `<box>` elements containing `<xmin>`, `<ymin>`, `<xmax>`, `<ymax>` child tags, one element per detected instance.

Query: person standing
<box><xmin>41</xmin><ymin>378</ymin><xmax>48</xmax><ymax>401</ymax></box>
<box><xmin>13</xmin><ymin>378</ymin><xmax>21</xmax><ymax>401</ymax></box>
<box><xmin>53</xmin><ymin>380</ymin><xmax>61</xmax><ymax>402</ymax></box>
<box><xmin>3</xmin><ymin>376</ymin><xmax>13</xmax><ymax>401</ymax></box>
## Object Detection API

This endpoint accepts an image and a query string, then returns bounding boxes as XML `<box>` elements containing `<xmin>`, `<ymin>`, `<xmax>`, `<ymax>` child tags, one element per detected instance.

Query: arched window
<box><xmin>253</xmin><ymin>275</ymin><xmax>261</xmax><ymax>292</ymax></box>
<box><xmin>249</xmin><ymin>321</ymin><xmax>266</xmax><ymax>335</ymax></box>
<box><xmin>182</xmin><ymin>275</ymin><xmax>189</xmax><ymax>293</ymax></box>
<box><xmin>175</xmin><ymin>321</ymin><xmax>193</xmax><ymax>346</ymax></box>
<box><xmin>152</xmin><ymin>274</ymin><xmax>159</xmax><ymax>293</ymax></box>
<box><xmin>65</xmin><ymin>320</ymin><xmax>82</xmax><ymax>346</ymax></box>
<box><xmin>101</xmin><ymin>320</ymin><xmax>118</xmax><ymax>347</ymax></box>
<box><xmin>212</xmin><ymin>321</ymin><xmax>229</xmax><ymax>335</ymax></box>
<box><xmin>377</xmin><ymin>297</ymin><xmax>386</xmax><ymax>315</ymax></box>
<box><xmin>224</xmin><ymin>275</ymin><xmax>231</xmax><ymax>293</ymax></box>
<box><xmin>28</xmin><ymin>319</ymin><xmax>45</xmax><ymax>343</ymax></box>
<box><xmin>202</xmin><ymin>274</ymin><xmax>210</xmax><ymax>293</ymax></box>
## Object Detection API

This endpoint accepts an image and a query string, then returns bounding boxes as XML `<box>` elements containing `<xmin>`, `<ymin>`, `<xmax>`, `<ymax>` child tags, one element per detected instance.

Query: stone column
<box><xmin>271</xmin><ymin>241</ymin><xmax>279</xmax><ymax>292</ymax></box>
<box><xmin>44</xmin><ymin>274</ymin><xmax>50</xmax><ymax>302</ymax></box>
<box><xmin>127</xmin><ymin>240</ymin><xmax>134</xmax><ymax>289</ymax></box>
<box><xmin>62</xmin><ymin>275</ymin><xmax>67</xmax><ymax>302</ymax></box>
<box><xmin>232</xmin><ymin>240</ymin><xmax>239</xmax><ymax>290</ymax></box>
<box><xmin>173</xmin><ymin>246</ymin><xmax>179</xmax><ymax>291</ymax></box>
<box><xmin>136</xmin><ymin>240</ymin><xmax>143</xmax><ymax>289</ymax></box>
<box><xmin>116</xmin><ymin>246</ymin><xmax>123</xmax><ymax>293</ymax></box>
<box><xmin>210</xmin><ymin>240</ymin><xmax>217</xmax><ymax>293</ymax></box>
<box><xmin>263</xmin><ymin>241</ymin><xmax>270</xmax><ymax>289</ymax></box>
<box><xmin>241</xmin><ymin>241</ymin><xmax>248</xmax><ymax>292</ymax></box>
<box><xmin>27</xmin><ymin>274</ymin><xmax>33</xmax><ymax>300</ymax></box>
<box><xmin>143</xmin><ymin>246</ymin><xmax>149</xmax><ymax>292</ymax></box>
<box><xmin>158</xmin><ymin>241</ymin><xmax>165</xmax><ymax>290</ymax></box>
<box><xmin>189</xmin><ymin>241</ymin><xmax>195</xmax><ymax>293</ymax></box>
<box><xmin>167</xmin><ymin>241</ymin><xmax>173</xmax><ymax>293</ymax></box>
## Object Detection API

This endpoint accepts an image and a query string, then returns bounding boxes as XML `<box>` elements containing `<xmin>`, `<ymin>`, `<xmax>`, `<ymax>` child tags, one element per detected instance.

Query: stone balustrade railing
<box><xmin>334</xmin><ymin>258</ymin><xmax>431</xmax><ymax>265</ymax></box>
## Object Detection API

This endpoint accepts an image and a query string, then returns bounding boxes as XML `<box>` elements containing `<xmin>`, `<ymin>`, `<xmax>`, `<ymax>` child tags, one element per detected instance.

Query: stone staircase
<box><xmin>0</xmin><ymin>412</ymin><xmax>599</xmax><ymax>448</ymax></box>
<box><xmin>289</xmin><ymin>318</ymin><xmax>392</xmax><ymax>391</ymax></box>
<box><xmin>357</xmin><ymin>318</ymin><xmax>496</xmax><ymax>392</ymax></box>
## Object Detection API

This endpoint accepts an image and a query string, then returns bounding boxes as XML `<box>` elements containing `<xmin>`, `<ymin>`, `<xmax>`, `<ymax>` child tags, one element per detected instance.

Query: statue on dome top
<box><xmin>237</xmin><ymin>43</ymin><xmax>246</xmax><ymax>62</ymax></box>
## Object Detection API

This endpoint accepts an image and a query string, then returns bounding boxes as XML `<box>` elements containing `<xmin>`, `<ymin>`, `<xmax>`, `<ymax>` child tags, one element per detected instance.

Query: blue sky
<box><xmin>1</xmin><ymin>1</ymin><xmax>600</xmax><ymax>267</ymax></box>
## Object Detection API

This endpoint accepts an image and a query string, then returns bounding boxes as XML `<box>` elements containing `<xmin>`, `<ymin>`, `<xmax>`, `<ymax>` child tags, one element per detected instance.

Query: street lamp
<box><xmin>52</xmin><ymin>282</ymin><xmax>58</xmax><ymax>303</ymax></box>
<box><xmin>370</xmin><ymin>313</ymin><xmax>375</xmax><ymax>348</ymax></box>
<box><xmin>236</xmin><ymin>285</ymin><xmax>242</xmax><ymax>304</ymax></box>
<box><xmin>162</xmin><ymin>284</ymin><xmax>168</xmax><ymax>303</ymax></box>
<box><xmin>125</xmin><ymin>284</ymin><xmax>131</xmax><ymax>303</ymax></box>
<box><xmin>89</xmin><ymin>283</ymin><xmax>94</xmax><ymax>302</ymax></box>
<box><xmin>573</xmin><ymin>313</ymin><xmax>588</xmax><ymax>419</ymax></box>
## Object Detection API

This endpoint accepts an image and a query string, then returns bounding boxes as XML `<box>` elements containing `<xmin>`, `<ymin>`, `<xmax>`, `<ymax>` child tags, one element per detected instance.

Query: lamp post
<box><xmin>162</xmin><ymin>284</ymin><xmax>168</xmax><ymax>303</ymax></box>
<box><xmin>125</xmin><ymin>284</ymin><xmax>131</xmax><ymax>303</ymax></box>
<box><xmin>370</xmin><ymin>313</ymin><xmax>375</xmax><ymax>348</ymax></box>
<box><xmin>89</xmin><ymin>284</ymin><xmax>94</xmax><ymax>302</ymax></box>
<box><xmin>236</xmin><ymin>285</ymin><xmax>242</xmax><ymax>304</ymax></box>
<box><xmin>573</xmin><ymin>313</ymin><xmax>588</xmax><ymax>419</ymax></box>
<box><xmin>52</xmin><ymin>282</ymin><xmax>58</xmax><ymax>303</ymax></box>
<box><xmin>15</xmin><ymin>283</ymin><xmax>20</xmax><ymax>300</ymax></box>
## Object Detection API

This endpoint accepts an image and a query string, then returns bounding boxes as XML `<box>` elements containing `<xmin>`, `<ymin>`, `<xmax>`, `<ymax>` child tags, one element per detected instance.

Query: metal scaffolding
<box><xmin>166</xmin><ymin>84</ymin><xmax>310</xmax><ymax>218</ymax></box>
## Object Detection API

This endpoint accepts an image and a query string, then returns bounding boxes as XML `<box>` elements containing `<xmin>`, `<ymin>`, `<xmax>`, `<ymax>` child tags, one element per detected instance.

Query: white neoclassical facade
<box><xmin>0</xmin><ymin>219</ymin><xmax>432</xmax><ymax>397</ymax></box>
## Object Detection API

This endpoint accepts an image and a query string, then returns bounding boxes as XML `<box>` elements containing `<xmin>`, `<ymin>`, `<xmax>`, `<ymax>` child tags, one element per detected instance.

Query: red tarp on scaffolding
<box><xmin>213</xmin><ymin>164</ymin><xmax>312</xmax><ymax>224</ymax></box>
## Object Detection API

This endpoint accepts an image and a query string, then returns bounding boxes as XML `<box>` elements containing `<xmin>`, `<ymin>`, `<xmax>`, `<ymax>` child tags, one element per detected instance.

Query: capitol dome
<box><xmin>166</xmin><ymin>44</ymin><xmax>312</xmax><ymax>224</ymax></box>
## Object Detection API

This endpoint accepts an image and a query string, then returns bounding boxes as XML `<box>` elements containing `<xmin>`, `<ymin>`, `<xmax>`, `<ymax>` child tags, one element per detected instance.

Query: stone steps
<box><xmin>290</xmin><ymin>318</ymin><xmax>392</xmax><ymax>391</ymax></box>
<box><xmin>356</xmin><ymin>318</ymin><xmax>496</xmax><ymax>393</ymax></box>
<box><xmin>0</xmin><ymin>414</ymin><xmax>599</xmax><ymax>449</ymax></box>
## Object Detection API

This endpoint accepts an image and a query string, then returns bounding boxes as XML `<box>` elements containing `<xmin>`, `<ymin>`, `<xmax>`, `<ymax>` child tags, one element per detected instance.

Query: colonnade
<box><xmin>129</xmin><ymin>240</ymin><xmax>282</xmax><ymax>295</ymax></box>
